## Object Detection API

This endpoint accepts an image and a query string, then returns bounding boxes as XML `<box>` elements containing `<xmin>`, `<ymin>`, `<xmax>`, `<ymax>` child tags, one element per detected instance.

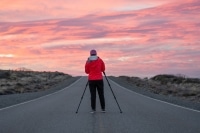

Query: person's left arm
<box><xmin>101</xmin><ymin>59</ymin><xmax>105</xmax><ymax>72</ymax></box>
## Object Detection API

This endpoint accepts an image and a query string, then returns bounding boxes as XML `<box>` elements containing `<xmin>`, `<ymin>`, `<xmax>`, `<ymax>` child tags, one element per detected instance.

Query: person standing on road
<box><xmin>85</xmin><ymin>49</ymin><xmax>106</xmax><ymax>113</ymax></box>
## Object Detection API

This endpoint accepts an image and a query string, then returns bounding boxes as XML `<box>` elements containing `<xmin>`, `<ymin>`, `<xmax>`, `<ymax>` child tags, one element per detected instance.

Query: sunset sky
<box><xmin>0</xmin><ymin>0</ymin><xmax>200</xmax><ymax>77</ymax></box>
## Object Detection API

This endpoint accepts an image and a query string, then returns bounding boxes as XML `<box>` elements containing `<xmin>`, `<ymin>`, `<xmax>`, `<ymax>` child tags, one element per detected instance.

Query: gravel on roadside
<box><xmin>0</xmin><ymin>77</ymin><xmax>80</xmax><ymax>109</ymax></box>
<box><xmin>109</xmin><ymin>76</ymin><xmax>200</xmax><ymax>111</ymax></box>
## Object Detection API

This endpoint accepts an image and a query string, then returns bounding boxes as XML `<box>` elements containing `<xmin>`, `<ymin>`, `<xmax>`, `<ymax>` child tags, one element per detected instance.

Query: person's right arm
<box><xmin>85</xmin><ymin>61</ymin><xmax>90</xmax><ymax>74</ymax></box>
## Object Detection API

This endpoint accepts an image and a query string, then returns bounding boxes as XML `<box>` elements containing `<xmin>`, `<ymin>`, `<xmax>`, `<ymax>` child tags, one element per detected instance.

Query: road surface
<box><xmin>0</xmin><ymin>77</ymin><xmax>200</xmax><ymax>133</ymax></box>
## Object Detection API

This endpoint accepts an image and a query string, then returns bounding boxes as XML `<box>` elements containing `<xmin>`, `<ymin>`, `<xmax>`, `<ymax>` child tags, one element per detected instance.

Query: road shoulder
<box><xmin>109</xmin><ymin>76</ymin><xmax>200</xmax><ymax>111</ymax></box>
<box><xmin>0</xmin><ymin>77</ymin><xmax>80</xmax><ymax>109</ymax></box>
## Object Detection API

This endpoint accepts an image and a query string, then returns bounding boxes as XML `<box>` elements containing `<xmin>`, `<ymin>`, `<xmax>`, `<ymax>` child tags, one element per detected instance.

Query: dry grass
<box><xmin>117</xmin><ymin>74</ymin><xmax>200</xmax><ymax>102</ymax></box>
<box><xmin>0</xmin><ymin>70</ymin><xmax>72</xmax><ymax>95</ymax></box>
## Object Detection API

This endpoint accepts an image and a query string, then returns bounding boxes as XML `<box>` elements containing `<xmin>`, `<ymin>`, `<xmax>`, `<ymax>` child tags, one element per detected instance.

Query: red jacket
<box><xmin>85</xmin><ymin>57</ymin><xmax>105</xmax><ymax>80</ymax></box>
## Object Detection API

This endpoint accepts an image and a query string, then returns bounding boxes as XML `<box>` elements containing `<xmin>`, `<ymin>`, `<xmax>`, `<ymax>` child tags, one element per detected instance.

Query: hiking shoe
<box><xmin>101</xmin><ymin>109</ymin><xmax>106</xmax><ymax>113</ymax></box>
<box><xmin>90</xmin><ymin>110</ymin><xmax>96</xmax><ymax>113</ymax></box>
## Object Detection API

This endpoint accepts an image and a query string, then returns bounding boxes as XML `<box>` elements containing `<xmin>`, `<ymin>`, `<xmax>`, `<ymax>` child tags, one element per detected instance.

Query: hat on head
<box><xmin>90</xmin><ymin>49</ymin><xmax>97</xmax><ymax>56</ymax></box>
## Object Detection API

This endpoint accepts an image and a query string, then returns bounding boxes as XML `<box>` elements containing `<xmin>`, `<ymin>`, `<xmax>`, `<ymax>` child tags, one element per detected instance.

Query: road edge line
<box><xmin>110</xmin><ymin>79</ymin><xmax>200</xmax><ymax>113</ymax></box>
<box><xmin>0</xmin><ymin>77</ymin><xmax>82</xmax><ymax>111</ymax></box>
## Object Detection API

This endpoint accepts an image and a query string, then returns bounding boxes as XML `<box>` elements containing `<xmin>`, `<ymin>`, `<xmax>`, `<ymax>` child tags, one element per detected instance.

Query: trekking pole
<box><xmin>76</xmin><ymin>81</ymin><xmax>88</xmax><ymax>113</ymax></box>
<box><xmin>103</xmin><ymin>72</ymin><xmax>122</xmax><ymax>113</ymax></box>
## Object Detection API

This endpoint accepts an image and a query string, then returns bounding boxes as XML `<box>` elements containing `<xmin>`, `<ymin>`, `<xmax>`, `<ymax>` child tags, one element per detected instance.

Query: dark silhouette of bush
<box><xmin>0</xmin><ymin>71</ymin><xmax>11</xmax><ymax>79</ymax></box>
<box><xmin>151</xmin><ymin>74</ymin><xmax>185</xmax><ymax>84</ymax></box>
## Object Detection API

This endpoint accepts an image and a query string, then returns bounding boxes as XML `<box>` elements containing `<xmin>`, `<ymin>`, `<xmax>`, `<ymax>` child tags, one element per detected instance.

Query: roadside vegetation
<box><xmin>1</xmin><ymin>69</ymin><xmax>199</xmax><ymax>103</ymax></box>
<box><xmin>112</xmin><ymin>74</ymin><xmax>200</xmax><ymax>102</ymax></box>
<box><xmin>0</xmin><ymin>70</ymin><xmax>72</xmax><ymax>95</ymax></box>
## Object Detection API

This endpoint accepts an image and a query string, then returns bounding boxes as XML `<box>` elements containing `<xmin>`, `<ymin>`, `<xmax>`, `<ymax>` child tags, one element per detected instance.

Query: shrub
<box><xmin>0</xmin><ymin>71</ymin><xmax>11</xmax><ymax>79</ymax></box>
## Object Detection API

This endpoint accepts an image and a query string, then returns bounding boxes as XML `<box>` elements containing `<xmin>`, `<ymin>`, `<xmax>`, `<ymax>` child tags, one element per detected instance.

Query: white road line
<box><xmin>110</xmin><ymin>79</ymin><xmax>200</xmax><ymax>113</ymax></box>
<box><xmin>0</xmin><ymin>77</ymin><xmax>82</xmax><ymax>111</ymax></box>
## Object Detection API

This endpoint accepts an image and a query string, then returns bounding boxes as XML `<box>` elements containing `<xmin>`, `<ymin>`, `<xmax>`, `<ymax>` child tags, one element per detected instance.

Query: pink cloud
<box><xmin>0</xmin><ymin>0</ymin><xmax>178</xmax><ymax>22</ymax></box>
<box><xmin>0</xmin><ymin>0</ymin><xmax>200</xmax><ymax>77</ymax></box>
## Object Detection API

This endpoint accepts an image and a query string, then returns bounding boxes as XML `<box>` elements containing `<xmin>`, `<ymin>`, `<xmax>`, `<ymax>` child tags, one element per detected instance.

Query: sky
<box><xmin>0</xmin><ymin>0</ymin><xmax>200</xmax><ymax>78</ymax></box>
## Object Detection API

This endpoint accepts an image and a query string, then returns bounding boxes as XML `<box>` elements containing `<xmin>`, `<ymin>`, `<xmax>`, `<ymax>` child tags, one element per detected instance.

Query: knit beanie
<box><xmin>90</xmin><ymin>49</ymin><xmax>97</xmax><ymax>56</ymax></box>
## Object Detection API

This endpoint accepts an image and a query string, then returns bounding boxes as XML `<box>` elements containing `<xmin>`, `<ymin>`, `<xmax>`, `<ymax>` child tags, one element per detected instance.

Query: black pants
<box><xmin>89</xmin><ymin>80</ymin><xmax>105</xmax><ymax>110</ymax></box>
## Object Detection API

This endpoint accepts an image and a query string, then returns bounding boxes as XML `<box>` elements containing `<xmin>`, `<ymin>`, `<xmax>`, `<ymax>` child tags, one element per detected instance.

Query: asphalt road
<box><xmin>0</xmin><ymin>77</ymin><xmax>200</xmax><ymax>133</ymax></box>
